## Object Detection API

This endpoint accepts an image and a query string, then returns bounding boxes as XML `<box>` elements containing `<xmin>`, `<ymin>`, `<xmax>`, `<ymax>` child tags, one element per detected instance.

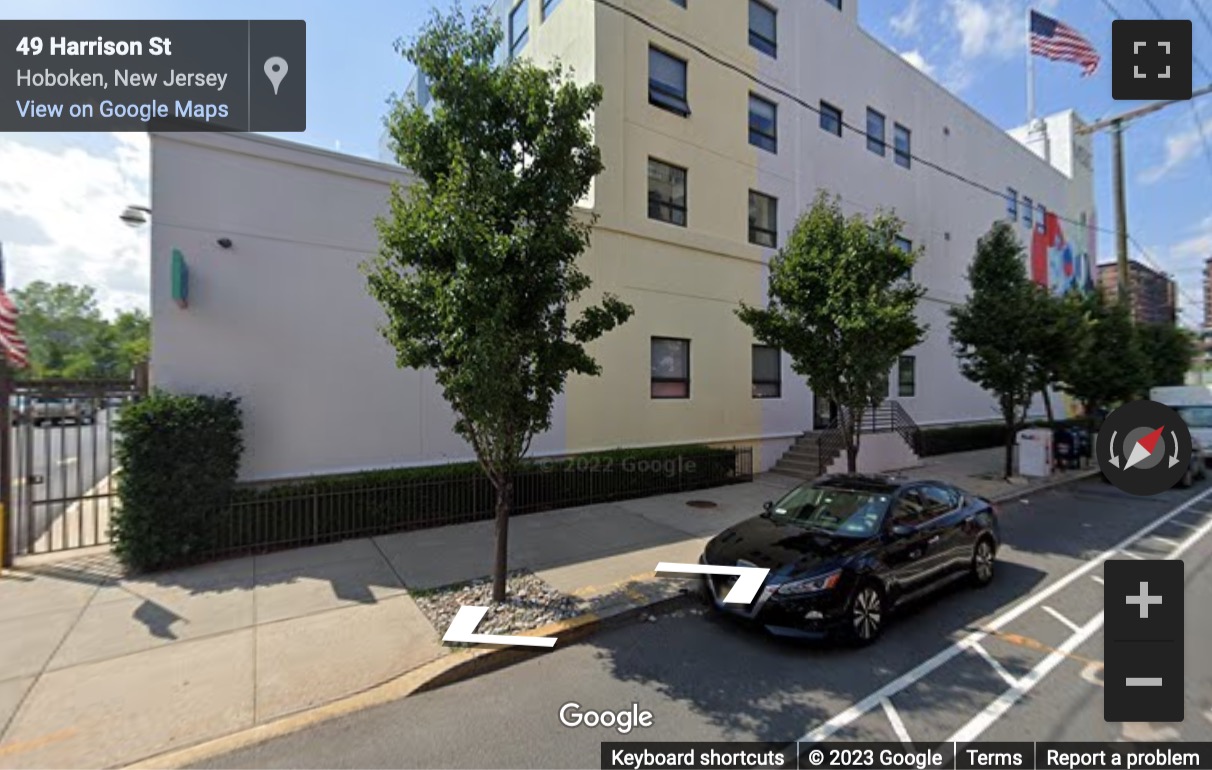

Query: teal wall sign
<box><xmin>171</xmin><ymin>248</ymin><xmax>189</xmax><ymax>308</ymax></box>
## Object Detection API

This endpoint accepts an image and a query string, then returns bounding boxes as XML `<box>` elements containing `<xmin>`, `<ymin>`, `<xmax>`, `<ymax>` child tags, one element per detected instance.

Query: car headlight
<box><xmin>776</xmin><ymin>569</ymin><xmax>842</xmax><ymax>596</ymax></box>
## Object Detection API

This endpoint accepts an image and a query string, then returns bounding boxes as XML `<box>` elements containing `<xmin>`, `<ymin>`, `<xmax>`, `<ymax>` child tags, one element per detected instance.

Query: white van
<box><xmin>1151</xmin><ymin>385</ymin><xmax>1212</xmax><ymax>462</ymax></box>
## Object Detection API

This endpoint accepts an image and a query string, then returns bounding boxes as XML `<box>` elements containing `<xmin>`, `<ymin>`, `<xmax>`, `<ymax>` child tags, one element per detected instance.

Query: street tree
<box><xmin>1136</xmin><ymin>321</ymin><xmax>1196</xmax><ymax>390</ymax></box>
<box><xmin>11</xmin><ymin>282</ymin><xmax>149</xmax><ymax>378</ymax></box>
<box><xmin>1026</xmin><ymin>288</ymin><xmax>1086</xmax><ymax>425</ymax></box>
<box><xmin>365</xmin><ymin>7</ymin><xmax>633</xmax><ymax>601</ymax></box>
<box><xmin>1058</xmin><ymin>290</ymin><xmax>1146</xmax><ymax>417</ymax></box>
<box><xmin>948</xmin><ymin>221</ymin><xmax>1040</xmax><ymax>479</ymax></box>
<box><xmin>736</xmin><ymin>192</ymin><xmax>926</xmax><ymax>472</ymax></box>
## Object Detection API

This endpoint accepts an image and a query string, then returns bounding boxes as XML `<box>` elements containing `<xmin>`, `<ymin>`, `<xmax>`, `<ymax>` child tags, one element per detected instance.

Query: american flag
<box><xmin>1030</xmin><ymin>10</ymin><xmax>1101</xmax><ymax>76</ymax></box>
<box><xmin>0</xmin><ymin>245</ymin><xmax>28</xmax><ymax>369</ymax></box>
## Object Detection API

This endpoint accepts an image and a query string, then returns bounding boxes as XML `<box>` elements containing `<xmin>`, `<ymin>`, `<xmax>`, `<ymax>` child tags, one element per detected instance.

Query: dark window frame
<box><xmin>648</xmin><ymin>158</ymin><xmax>688</xmax><ymax>227</ymax></box>
<box><xmin>670</xmin><ymin>0</ymin><xmax>687</xmax><ymax>6</ymax></box>
<box><xmin>1022</xmin><ymin>196</ymin><xmax>1034</xmax><ymax>228</ymax></box>
<box><xmin>748</xmin><ymin>0</ymin><xmax>778</xmax><ymax>58</ymax></box>
<box><xmin>866</xmin><ymin>107</ymin><xmax>886</xmax><ymax>155</ymax></box>
<box><xmin>897</xmin><ymin>354</ymin><xmax>916</xmax><ymax>397</ymax></box>
<box><xmin>509</xmin><ymin>0</ymin><xmax>529</xmax><ymax>59</ymax></box>
<box><xmin>824</xmin><ymin>0</ymin><xmax>842</xmax><ymax>8</ymax></box>
<box><xmin>893</xmin><ymin>123</ymin><xmax>911</xmax><ymax>168</ymax></box>
<box><xmin>542</xmin><ymin>0</ymin><xmax>562</xmax><ymax>20</ymax></box>
<box><xmin>820</xmin><ymin>101</ymin><xmax>843</xmax><ymax>137</ymax></box>
<box><xmin>752</xmin><ymin>345</ymin><xmax>782</xmax><ymax>399</ymax></box>
<box><xmin>1006</xmin><ymin>187</ymin><xmax>1018</xmax><ymax>220</ymax></box>
<box><xmin>651</xmin><ymin>336</ymin><xmax>691</xmax><ymax>399</ymax></box>
<box><xmin>748</xmin><ymin>93</ymin><xmax>778</xmax><ymax>153</ymax></box>
<box><xmin>1037</xmin><ymin>203</ymin><xmax>1047</xmax><ymax>233</ymax></box>
<box><xmin>648</xmin><ymin>46</ymin><xmax>690</xmax><ymax>116</ymax></box>
<box><xmin>748</xmin><ymin>190</ymin><xmax>778</xmax><ymax>247</ymax></box>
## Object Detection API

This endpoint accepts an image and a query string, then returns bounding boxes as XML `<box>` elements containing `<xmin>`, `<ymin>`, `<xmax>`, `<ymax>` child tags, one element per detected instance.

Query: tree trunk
<box><xmin>844</xmin><ymin>407</ymin><xmax>862</xmax><ymax>473</ymax></box>
<box><xmin>1041</xmin><ymin>387</ymin><xmax>1055</xmax><ymax>425</ymax></box>
<box><xmin>1002</xmin><ymin>399</ymin><xmax>1016</xmax><ymax>480</ymax></box>
<box><xmin>491</xmin><ymin>475</ymin><xmax>514</xmax><ymax>602</ymax></box>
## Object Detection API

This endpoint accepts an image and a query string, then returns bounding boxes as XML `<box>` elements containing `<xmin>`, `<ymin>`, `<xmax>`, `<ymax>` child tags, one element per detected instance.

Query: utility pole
<box><xmin>1077</xmin><ymin>83</ymin><xmax>1212</xmax><ymax>310</ymax></box>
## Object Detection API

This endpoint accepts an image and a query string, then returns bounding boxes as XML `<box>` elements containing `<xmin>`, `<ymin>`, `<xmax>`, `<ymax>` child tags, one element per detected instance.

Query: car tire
<box><xmin>1181</xmin><ymin>466</ymin><xmax>1195</xmax><ymax>488</ymax></box>
<box><xmin>842</xmin><ymin>581</ymin><xmax>885</xmax><ymax>646</ymax></box>
<box><xmin>971</xmin><ymin>537</ymin><xmax>996</xmax><ymax>588</ymax></box>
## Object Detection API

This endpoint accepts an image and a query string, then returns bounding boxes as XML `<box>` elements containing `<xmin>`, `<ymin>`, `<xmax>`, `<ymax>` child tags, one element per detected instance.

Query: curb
<box><xmin>121</xmin><ymin>591</ymin><xmax>697</xmax><ymax>769</ymax></box>
<box><xmin>989</xmin><ymin>467</ymin><xmax>1101</xmax><ymax>503</ymax></box>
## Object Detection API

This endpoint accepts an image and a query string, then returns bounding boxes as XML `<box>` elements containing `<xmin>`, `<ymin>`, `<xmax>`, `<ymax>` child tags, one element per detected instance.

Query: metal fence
<box><xmin>199</xmin><ymin>446</ymin><xmax>753</xmax><ymax>562</ymax></box>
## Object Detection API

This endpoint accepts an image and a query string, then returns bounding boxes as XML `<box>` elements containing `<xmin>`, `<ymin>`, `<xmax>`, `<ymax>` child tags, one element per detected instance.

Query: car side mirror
<box><xmin>889</xmin><ymin>523</ymin><xmax>914</xmax><ymax>539</ymax></box>
<box><xmin>762</xmin><ymin>500</ymin><xmax>774</xmax><ymax>514</ymax></box>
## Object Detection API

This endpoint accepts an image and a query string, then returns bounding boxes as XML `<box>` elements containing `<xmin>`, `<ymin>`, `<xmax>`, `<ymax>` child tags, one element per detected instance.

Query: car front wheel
<box><xmin>971</xmin><ymin>538</ymin><xmax>996</xmax><ymax>587</ymax></box>
<box><xmin>843</xmin><ymin>582</ymin><xmax>884</xmax><ymax>646</ymax></box>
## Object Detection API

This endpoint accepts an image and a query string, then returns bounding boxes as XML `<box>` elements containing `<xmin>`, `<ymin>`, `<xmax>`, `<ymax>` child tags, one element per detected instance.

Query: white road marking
<box><xmin>1090</xmin><ymin>575</ymin><xmax>1104</xmax><ymax>585</ymax></box>
<box><xmin>1041</xmin><ymin>605</ymin><xmax>1082</xmax><ymax>634</ymax></box>
<box><xmin>943</xmin><ymin>504</ymin><xmax>1212</xmax><ymax>744</ymax></box>
<box><xmin>1152</xmin><ymin>536</ymin><xmax>1179</xmax><ymax>547</ymax></box>
<box><xmin>880</xmin><ymin>697</ymin><xmax>913</xmax><ymax>747</ymax></box>
<box><xmin>1118</xmin><ymin>549</ymin><xmax>1145</xmax><ymax>560</ymax></box>
<box><xmin>797</xmin><ymin>486</ymin><xmax>1212</xmax><ymax>745</ymax></box>
<box><xmin>969</xmin><ymin>641</ymin><xmax>1020</xmax><ymax>688</ymax></box>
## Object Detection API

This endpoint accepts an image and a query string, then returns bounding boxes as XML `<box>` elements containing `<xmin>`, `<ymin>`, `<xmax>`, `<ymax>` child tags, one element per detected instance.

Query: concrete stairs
<box><xmin>770</xmin><ymin>432</ymin><xmax>842</xmax><ymax>480</ymax></box>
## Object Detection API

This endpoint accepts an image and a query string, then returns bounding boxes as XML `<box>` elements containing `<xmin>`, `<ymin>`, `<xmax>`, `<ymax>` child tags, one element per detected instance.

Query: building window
<box><xmin>824</xmin><ymin>0</ymin><xmax>842</xmax><ymax>8</ymax></box>
<box><xmin>894</xmin><ymin>123</ymin><xmax>911</xmax><ymax>168</ymax></box>
<box><xmin>1006</xmin><ymin>188</ymin><xmax>1018</xmax><ymax>220</ymax></box>
<box><xmin>652</xmin><ymin>337</ymin><xmax>690</xmax><ymax>399</ymax></box>
<box><xmin>542</xmin><ymin>0</ymin><xmax>562</xmax><ymax>20</ymax></box>
<box><xmin>749</xmin><ymin>190</ymin><xmax>778</xmax><ymax>247</ymax></box>
<box><xmin>1037</xmin><ymin>203</ymin><xmax>1047</xmax><ymax>232</ymax></box>
<box><xmin>509</xmin><ymin>0</ymin><xmax>529</xmax><ymax>58</ymax></box>
<box><xmin>819</xmin><ymin>101</ymin><xmax>842</xmax><ymax>137</ymax></box>
<box><xmin>866</xmin><ymin>108</ymin><xmax>885</xmax><ymax>155</ymax></box>
<box><xmin>752</xmin><ymin>345</ymin><xmax>781</xmax><ymax>398</ymax></box>
<box><xmin>670</xmin><ymin>0</ymin><xmax>686</xmax><ymax>6</ymax></box>
<box><xmin>749</xmin><ymin>94</ymin><xmax>778</xmax><ymax>153</ymax></box>
<box><xmin>895</xmin><ymin>236</ymin><xmax>913</xmax><ymax>281</ymax></box>
<box><xmin>749</xmin><ymin>0</ymin><xmax>777</xmax><ymax>57</ymax></box>
<box><xmin>649</xmin><ymin>47</ymin><xmax>690</xmax><ymax>116</ymax></box>
<box><xmin>1022</xmin><ymin>196</ymin><xmax>1033</xmax><ymax>228</ymax></box>
<box><xmin>898</xmin><ymin>355</ymin><xmax>916</xmax><ymax>397</ymax></box>
<box><xmin>648</xmin><ymin>158</ymin><xmax>687</xmax><ymax>226</ymax></box>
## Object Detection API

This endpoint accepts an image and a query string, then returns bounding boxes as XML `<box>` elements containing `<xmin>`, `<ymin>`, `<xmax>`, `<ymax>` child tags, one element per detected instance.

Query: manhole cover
<box><xmin>686</xmin><ymin>500</ymin><xmax>717</xmax><ymax>509</ymax></box>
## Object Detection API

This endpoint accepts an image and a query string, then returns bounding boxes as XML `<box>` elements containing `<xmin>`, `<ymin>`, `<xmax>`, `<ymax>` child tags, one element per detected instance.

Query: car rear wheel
<box><xmin>843</xmin><ymin>582</ymin><xmax>884</xmax><ymax>646</ymax></box>
<box><xmin>1181</xmin><ymin>466</ymin><xmax>1194</xmax><ymax>488</ymax></box>
<box><xmin>971</xmin><ymin>538</ymin><xmax>995</xmax><ymax>587</ymax></box>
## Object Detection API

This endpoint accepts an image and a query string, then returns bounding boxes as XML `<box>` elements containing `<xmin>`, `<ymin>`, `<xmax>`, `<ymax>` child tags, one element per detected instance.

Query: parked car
<box><xmin>28</xmin><ymin>397</ymin><xmax>96</xmax><ymax>426</ymax></box>
<box><xmin>700</xmin><ymin>474</ymin><xmax>999</xmax><ymax>646</ymax></box>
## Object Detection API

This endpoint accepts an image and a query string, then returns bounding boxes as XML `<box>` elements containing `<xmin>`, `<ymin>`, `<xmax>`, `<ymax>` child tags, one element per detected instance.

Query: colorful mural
<box><xmin>1030</xmin><ymin>210</ymin><xmax>1096</xmax><ymax>295</ymax></box>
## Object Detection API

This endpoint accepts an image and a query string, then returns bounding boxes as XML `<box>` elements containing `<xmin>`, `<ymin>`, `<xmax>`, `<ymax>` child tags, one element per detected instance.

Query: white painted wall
<box><xmin>825</xmin><ymin>432</ymin><xmax>921</xmax><ymax>475</ymax></box>
<box><xmin>149</xmin><ymin>132</ymin><xmax>567</xmax><ymax>481</ymax></box>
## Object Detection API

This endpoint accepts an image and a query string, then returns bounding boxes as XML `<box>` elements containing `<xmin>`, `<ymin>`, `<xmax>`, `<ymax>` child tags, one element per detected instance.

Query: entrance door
<box><xmin>813</xmin><ymin>395</ymin><xmax>837</xmax><ymax>430</ymax></box>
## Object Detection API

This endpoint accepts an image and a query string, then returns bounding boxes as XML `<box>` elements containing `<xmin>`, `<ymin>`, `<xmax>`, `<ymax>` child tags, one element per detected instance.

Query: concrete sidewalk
<box><xmin>0</xmin><ymin>451</ymin><xmax>1095</xmax><ymax>769</ymax></box>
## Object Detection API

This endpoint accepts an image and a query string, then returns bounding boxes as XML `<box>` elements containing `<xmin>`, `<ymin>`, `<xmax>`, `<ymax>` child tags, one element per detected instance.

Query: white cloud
<box><xmin>900</xmin><ymin>49</ymin><xmax>937</xmax><ymax>78</ymax></box>
<box><xmin>0</xmin><ymin>133</ymin><xmax>149</xmax><ymax>315</ymax></box>
<box><xmin>1171</xmin><ymin>216</ymin><xmax>1212</xmax><ymax>262</ymax></box>
<box><xmin>1140</xmin><ymin>115</ymin><xmax>1212</xmax><ymax>184</ymax></box>
<box><xmin>948</xmin><ymin>0</ymin><xmax>1022</xmax><ymax>60</ymax></box>
<box><xmin>891</xmin><ymin>0</ymin><xmax>924</xmax><ymax>38</ymax></box>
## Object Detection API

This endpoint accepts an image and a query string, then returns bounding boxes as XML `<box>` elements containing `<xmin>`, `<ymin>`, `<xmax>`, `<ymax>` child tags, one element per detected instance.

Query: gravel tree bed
<box><xmin>412</xmin><ymin>570</ymin><xmax>587</xmax><ymax>642</ymax></box>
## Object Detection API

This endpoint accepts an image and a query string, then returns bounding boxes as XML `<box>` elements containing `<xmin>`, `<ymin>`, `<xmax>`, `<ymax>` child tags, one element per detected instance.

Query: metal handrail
<box><xmin>813</xmin><ymin>400</ymin><xmax>923</xmax><ymax>475</ymax></box>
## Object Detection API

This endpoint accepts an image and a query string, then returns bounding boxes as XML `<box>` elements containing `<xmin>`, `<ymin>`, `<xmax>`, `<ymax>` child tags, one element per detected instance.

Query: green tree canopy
<box><xmin>1136</xmin><ymin>322</ymin><xmax>1196</xmax><ymax>391</ymax></box>
<box><xmin>736</xmin><ymin>192</ymin><xmax>926</xmax><ymax>472</ymax></box>
<box><xmin>365</xmin><ymin>7</ymin><xmax>633</xmax><ymax>601</ymax></box>
<box><xmin>1058</xmin><ymin>291</ymin><xmax>1147</xmax><ymax>414</ymax></box>
<box><xmin>11</xmin><ymin>281</ymin><xmax>148</xmax><ymax>378</ymax></box>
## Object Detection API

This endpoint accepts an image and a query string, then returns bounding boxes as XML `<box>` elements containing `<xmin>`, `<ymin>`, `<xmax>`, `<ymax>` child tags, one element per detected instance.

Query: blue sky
<box><xmin>1</xmin><ymin>0</ymin><xmax>1210</xmax><ymax>324</ymax></box>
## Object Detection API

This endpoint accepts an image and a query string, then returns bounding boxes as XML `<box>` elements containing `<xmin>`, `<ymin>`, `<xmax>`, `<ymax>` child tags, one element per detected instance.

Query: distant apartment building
<box><xmin>1098</xmin><ymin>259</ymin><xmax>1177</xmax><ymax>325</ymax></box>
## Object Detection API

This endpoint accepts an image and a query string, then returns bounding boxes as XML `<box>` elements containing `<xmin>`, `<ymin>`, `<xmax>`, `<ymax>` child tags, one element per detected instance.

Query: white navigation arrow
<box><xmin>441</xmin><ymin>606</ymin><xmax>559</xmax><ymax>648</ymax></box>
<box><xmin>1108</xmin><ymin>430</ymin><xmax>1121</xmax><ymax>469</ymax></box>
<box><xmin>1123</xmin><ymin>440</ymin><xmax>1153</xmax><ymax>470</ymax></box>
<box><xmin>655</xmin><ymin>561</ymin><xmax>770</xmax><ymax>604</ymax></box>
<box><xmin>1169</xmin><ymin>430</ymin><xmax>1181</xmax><ymax>468</ymax></box>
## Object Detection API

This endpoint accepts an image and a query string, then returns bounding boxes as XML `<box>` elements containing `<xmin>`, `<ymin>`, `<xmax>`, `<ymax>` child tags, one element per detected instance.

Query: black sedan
<box><xmin>700</xmin><ymin>474</ymin><xmax>1000</xmax><ymax>645</ymax></box>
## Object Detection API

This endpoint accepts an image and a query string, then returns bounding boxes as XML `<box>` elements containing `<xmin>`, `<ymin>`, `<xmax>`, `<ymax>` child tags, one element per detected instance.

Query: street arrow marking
<box><xmin>1169</xmin><ymin>430</ymin><xmax>1181</xmax><ymax>469</ymax></box>
<box><xmin>1109</xmin><ymin>431</ymin><xmax>1121</xmax><ymax>469</ymax></box>
<box><xmin>441</xmin><ymin>606</ymin><xmax>558</xmax><ymax>648</ymax></box>
<box><xmin>655</xmin><ymin>562</ymin><xmax>770</xmax><ymax>604</ymax></box>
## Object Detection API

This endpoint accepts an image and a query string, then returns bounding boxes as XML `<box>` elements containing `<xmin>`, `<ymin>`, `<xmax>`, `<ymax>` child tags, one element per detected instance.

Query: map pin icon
<box><xmin>264</xmin><ymin>56</ymin><xmax>288</xmax><ymax>95</ymax></box>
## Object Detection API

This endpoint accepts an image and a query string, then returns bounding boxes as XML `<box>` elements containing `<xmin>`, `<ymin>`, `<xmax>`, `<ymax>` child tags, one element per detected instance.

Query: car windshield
<box><xmin>1175</xmin><ymin>405</ymin><xmax>1212</xmax><ymax>429</ymax></box>
<box><xmin>767</xmin><ymin>484</ymin><xmax>891</xmax><ymax>537</ymax></box>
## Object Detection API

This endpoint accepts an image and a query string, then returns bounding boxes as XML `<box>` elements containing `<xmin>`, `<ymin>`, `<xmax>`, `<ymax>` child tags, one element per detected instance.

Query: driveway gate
<box><xmin>4</xmin><ymin>377</ymin><xmax>144</xmax><ymax>558</ymax></box>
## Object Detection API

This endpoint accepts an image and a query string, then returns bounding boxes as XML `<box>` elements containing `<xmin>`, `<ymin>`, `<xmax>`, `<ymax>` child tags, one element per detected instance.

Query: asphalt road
<box><xmin>195</xmin><ymin>477</ymin><xmax>1212</xmax><ymax>769</ymax></box>
<box><xmin>9</xmin><ymin>408</ymin><xmax>117</xmax><ymax>552</ymax></box>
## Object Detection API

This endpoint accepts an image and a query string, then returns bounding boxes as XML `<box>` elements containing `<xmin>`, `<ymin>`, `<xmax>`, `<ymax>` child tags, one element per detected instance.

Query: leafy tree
<box><xmin>1136</xmin><ymin>322</ymin><xmax>1195</xmax><ymax>391</ymax></box>
<box><xmin>1058</xmin><ymin>291</ymin><xmax>1146</xmax><ymax>416</ymax></box>
<box><xmin>10</xmin><ymin>282</ymin><xmax>149</xmax><ymax>378</ymax></box>
<box><xmin>736</xmin><ymin>192</ymin><xmax>926</xmax><ymax>472</ymax></box>
<box><xmin>1026</xmin><ymin>288</ymin><xmax>1086</xmax><ymax>425</ymax></box>
<box><xmin>949</xmin><ymin>221</ymin><xmax>1041</xmax><ymax>479</ymax></box>
<box><xmin>365</xmin><ymin>7</ymin><xmax>633</xmax><ymax>601</ymax></box>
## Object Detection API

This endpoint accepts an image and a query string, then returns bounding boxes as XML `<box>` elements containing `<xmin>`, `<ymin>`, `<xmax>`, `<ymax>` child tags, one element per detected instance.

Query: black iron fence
<box><xmin>195</xmin><ymin>446</ymin><xmax>753</xmax><ymax>563</ymax></box>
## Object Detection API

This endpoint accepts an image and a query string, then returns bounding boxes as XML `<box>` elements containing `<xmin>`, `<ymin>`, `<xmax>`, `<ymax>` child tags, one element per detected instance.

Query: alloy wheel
<box><xmin>852</xmin><ymin>587</ymin><xmax>882</xmax><ymax>640</ymax></box>
<box><xmin>974</xmin><ymin>540</ymin><xmax>995</xmax><ymax>584</ymax></box>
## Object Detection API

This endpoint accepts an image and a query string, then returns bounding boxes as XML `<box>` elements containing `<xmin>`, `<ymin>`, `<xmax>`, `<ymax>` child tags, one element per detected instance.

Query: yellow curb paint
<box><xmin>122</xmin><ymin>612</ymin><xmax>603</xmax><ymax>770</ymax></box>
<box><xmin>0</xmin><ymin>728</ymin><xmax>77</xmax><ymax>758</ymax></box>
<box><xmin>987</xmin><ymin>629</ymin><xmax>1103</xmax><ymax>667</ymax></box>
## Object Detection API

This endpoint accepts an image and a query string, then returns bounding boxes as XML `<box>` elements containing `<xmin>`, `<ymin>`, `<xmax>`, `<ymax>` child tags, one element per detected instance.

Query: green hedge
<box><xmin>110</xmin><ymin>391</ymin><xmax>244</xmax><ymax>572</ymax></box>
<box><xmin>918</xmin><ymin>419</ymin><xmax>1094</xmax><ymax>457</ymax></box>
<box><xmin>204</xmin><ymin>443</ymin><xmax>746</xmax><ymax>565</ymax></box>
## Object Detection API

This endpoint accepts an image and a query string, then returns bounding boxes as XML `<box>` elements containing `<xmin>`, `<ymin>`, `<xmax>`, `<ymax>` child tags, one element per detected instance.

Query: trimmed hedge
<box><xmin>110</xmin><ymin>391</ymin><xmax>244</xmax><ymax>572</ymax></box>
<box><xmin>918</xmin><ymin>418</ymin><xmax>1096</xmax><ymax>457</ymax></box>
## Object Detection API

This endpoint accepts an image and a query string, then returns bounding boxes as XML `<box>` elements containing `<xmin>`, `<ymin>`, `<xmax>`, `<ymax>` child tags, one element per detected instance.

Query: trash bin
<box><xmin>1016</xmin><ymin>428</ymin><xmax>1054</xmax><ymax>477</ymax></box>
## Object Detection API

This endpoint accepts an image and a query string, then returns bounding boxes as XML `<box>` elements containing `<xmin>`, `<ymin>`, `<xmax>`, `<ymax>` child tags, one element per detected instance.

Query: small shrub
<box><xmin>919</xmin><ymin>423</ymin><xmax>1007</xmax><ymax>456</ymax></box>
<box><xmin>111</xmin><ymin>391</ymin><xmax>243</xmax><ymax>571</ymax></box>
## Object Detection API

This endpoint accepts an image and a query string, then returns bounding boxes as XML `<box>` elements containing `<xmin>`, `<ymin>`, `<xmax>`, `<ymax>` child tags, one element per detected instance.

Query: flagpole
<box><xmin>0</xmin><ymin>243</ymin><xmax>10</xmax><ymax>570</ymax></box>
<box><xmin>1026</xmin><ymin>6</ymin><xmax>1036</xmax><ymax>124</ymax></box>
